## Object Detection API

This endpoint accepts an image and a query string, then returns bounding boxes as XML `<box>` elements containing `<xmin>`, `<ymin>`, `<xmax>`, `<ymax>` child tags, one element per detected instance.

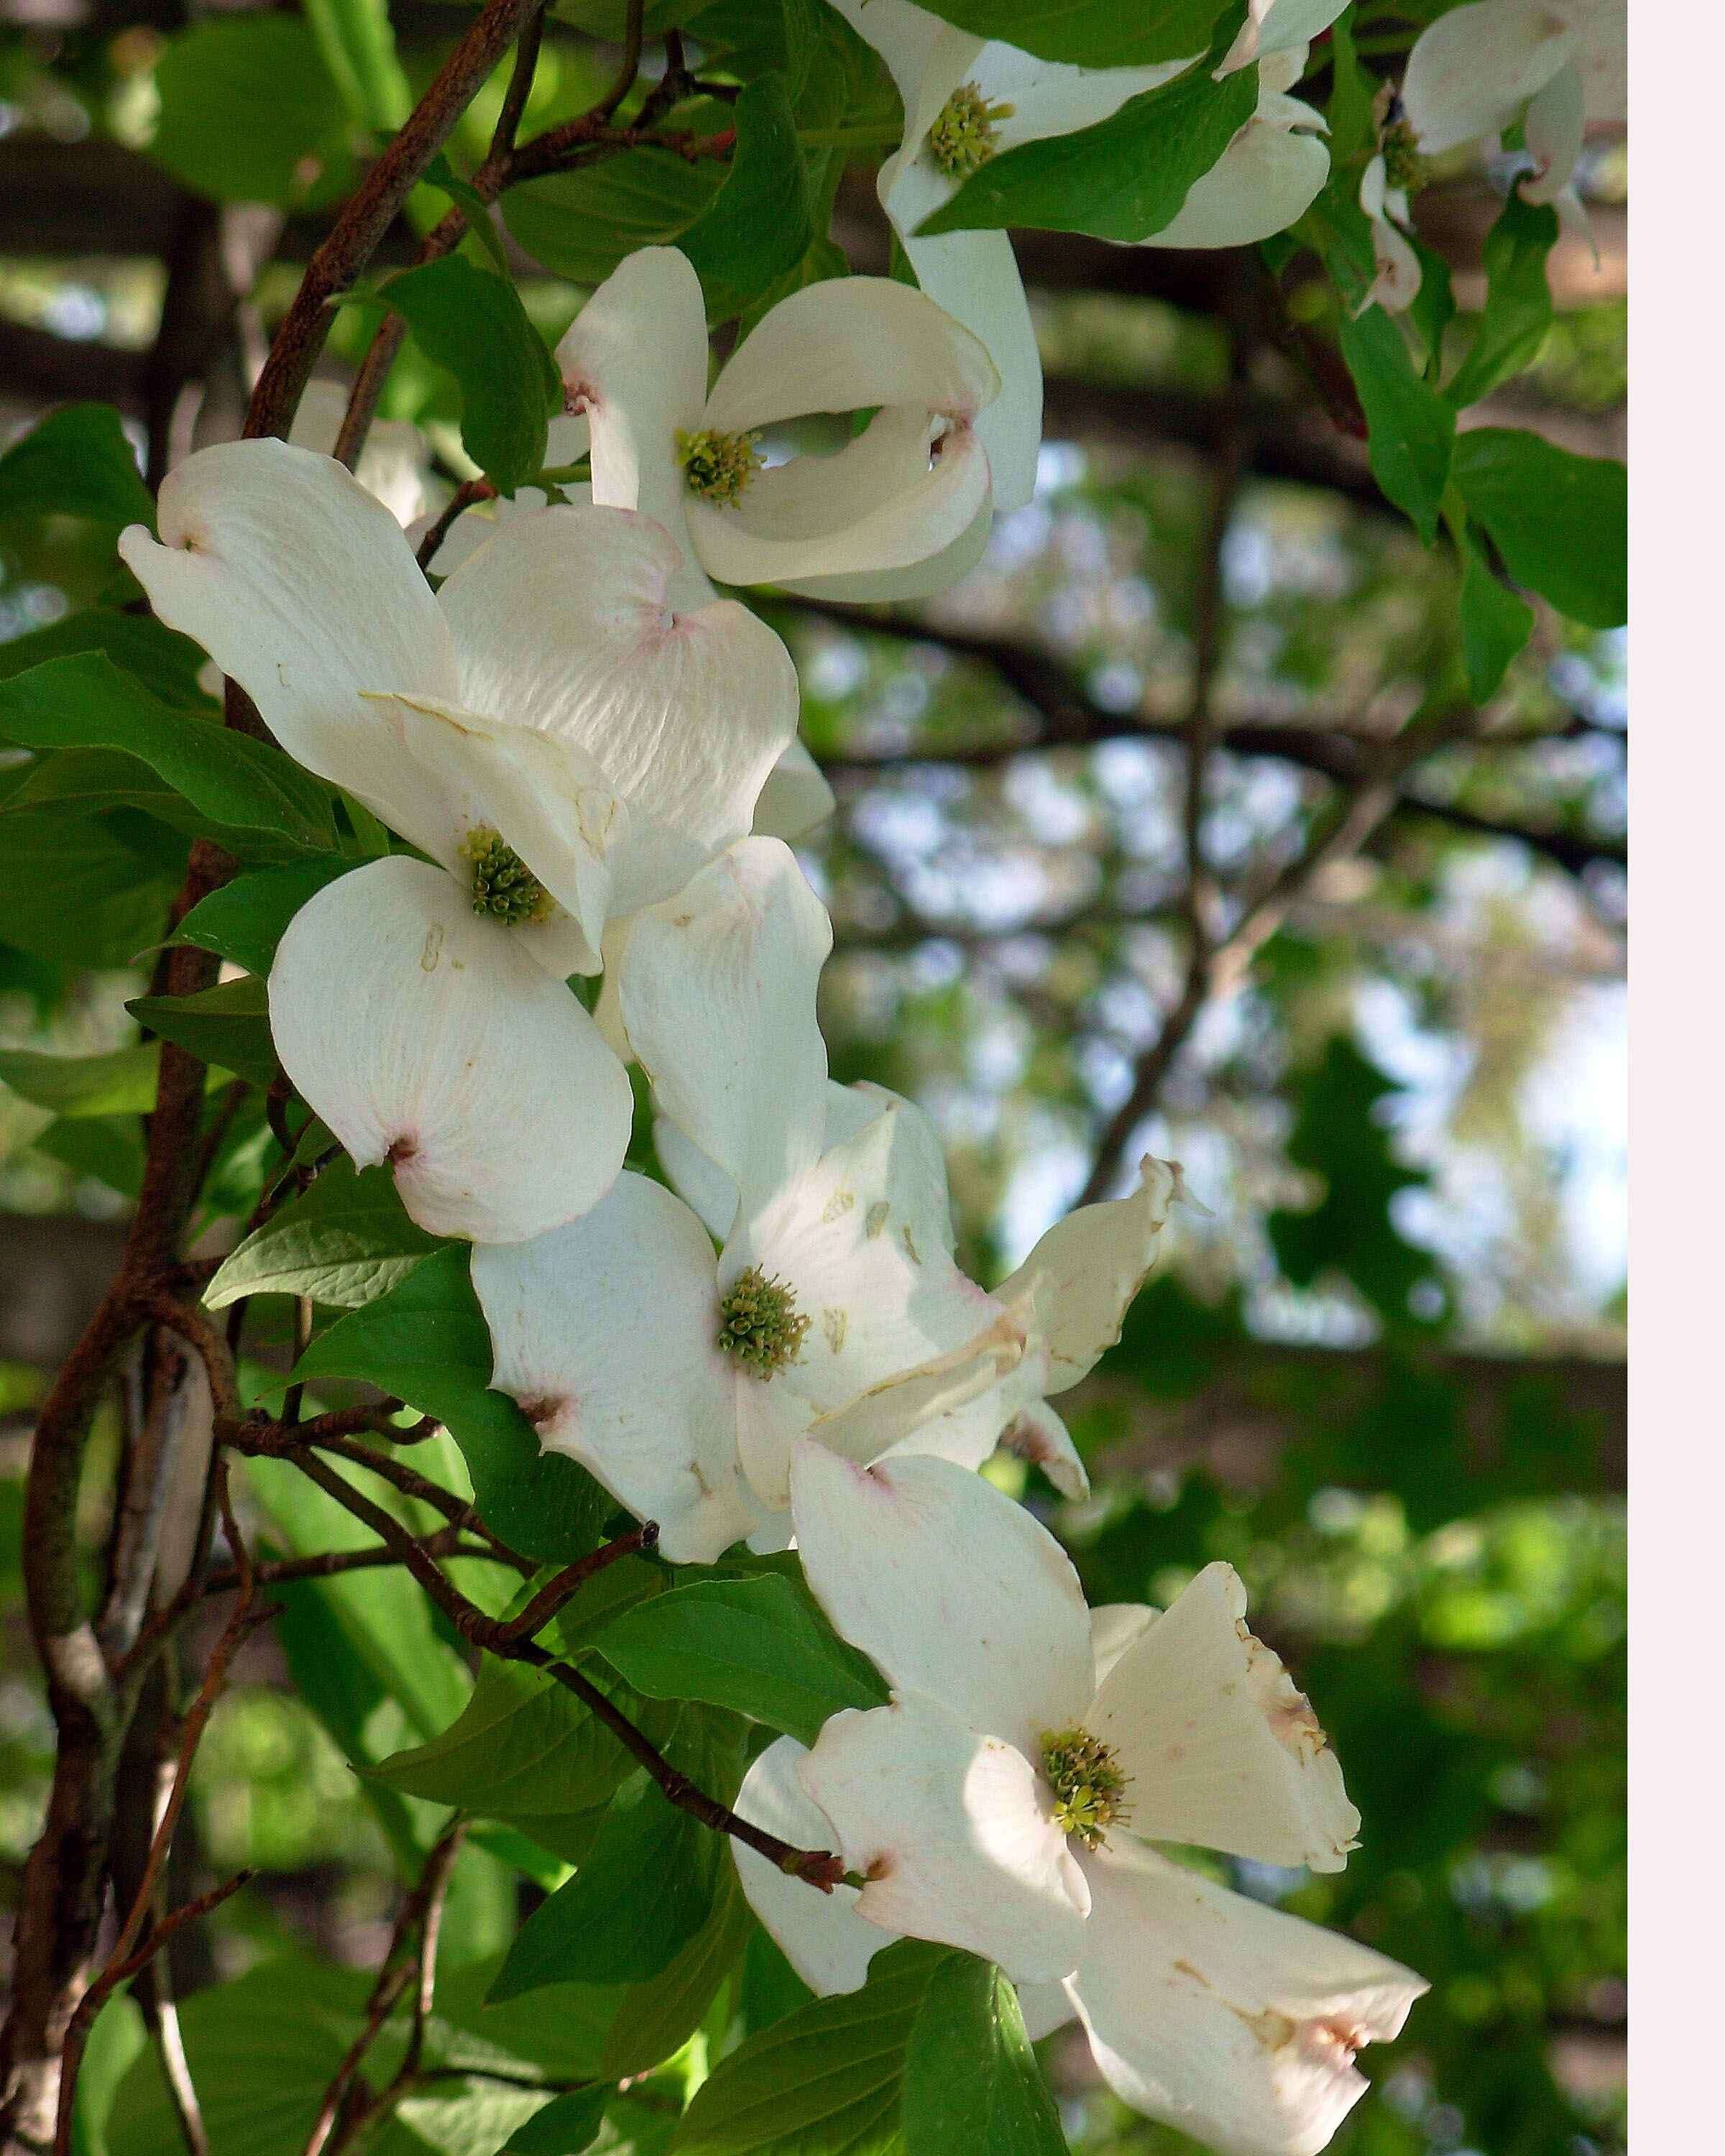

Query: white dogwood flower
<box><xmin>735</xmin><ymin>1450</ymin><xmax>1425</xmax><ymax>2156</ymax></box>
<box><xmin>555</xmin><ymin>245</ymin><xmax>1006</xmax><ymax>607</ymax></box>
<box><xmin>1361</xmin><ymin>0</ymin><xmax>1625</xmax><ymax>311</ymax></box>
<box><xmin>470</xmin><ymin>839</ymin><xmax>1012</xmax><ymax>1560</ymax></box>
<box><xmin>121</xmin><ymin>438</ymin><xmax>796</xmax><ymax>1241</ymax></box>
<box><xmin>827</xmin><ymin>0</ymin><xmax>1342</xmax><ymax>515</ymax></box>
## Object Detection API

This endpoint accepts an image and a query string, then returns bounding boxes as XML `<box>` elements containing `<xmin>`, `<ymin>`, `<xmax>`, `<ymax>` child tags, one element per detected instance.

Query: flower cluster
<box><xmin>119</xmin><ymin>175</ymin><xmax>1427</xmax><ymax>2151</ymax></box>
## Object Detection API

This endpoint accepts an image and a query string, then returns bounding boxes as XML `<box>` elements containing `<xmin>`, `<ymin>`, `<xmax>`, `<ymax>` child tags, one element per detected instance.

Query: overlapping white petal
<box><xmin>1402</xmin><ymin>0</ymin><xmax>1578</xmax><ymax>154</ymax></box>
<box><xmin>1090</xmin><ymin>1562</ymin><xmax>1361</xmax><ymax>1872</ymax></box>
<box><xmin>733</xmin><ymin>1737</ymin><xmax>885</xmax><ymax>1994</ymax></box>
<box><xmin>470</xmin><ymin>1171</ymin><xmax>758</xmax><ymax>1561</ymax></box>
<box><xmin>1071</xmin><ymin>1842</ymin><xmax>1426</xmax><ymax>2156</ymax></box>
<box><xmin>789</xmin><ymin>1445</ymin><xmax>1094</xmax><ymax>1752</ymax></box>
<box><xmin>270</xmin><ymin>858</ymin><xmax>632</xmax><ymax>1244</ymax></box>
<box><xmin>617</xmin><ymin>839</ymin><xmax>832</xmax><ymax>1212</ymax></box>
<box><xmin>798</xmin><ymin>1691</ymin><xmax>1090</xmax><ymax>1983</ymax></box>
<box><xmin>558</xmin><ymin>245</ymin><xmax>1003</xmax><ymax>605</ymax></box>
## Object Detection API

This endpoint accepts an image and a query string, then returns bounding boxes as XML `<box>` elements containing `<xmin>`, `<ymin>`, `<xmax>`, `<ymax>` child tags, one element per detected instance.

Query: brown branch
<box><xmin>415</xmin><ymin>478</ymin><xmax>497</xmax><ymax>571</ymax></box>
<box><xmin>497</xmin><ymin>1524</ymin><xmax>661</xmax><ymax>1644</ymax></box>
<box><xmin>246</xmin><ymin>0</ymin><xmax>546</xmax><ymax>443</ymax></box>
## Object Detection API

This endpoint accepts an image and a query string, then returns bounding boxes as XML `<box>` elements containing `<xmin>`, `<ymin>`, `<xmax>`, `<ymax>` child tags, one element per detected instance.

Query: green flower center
<box><xmin>461</xmin><ymin>826</ymin><xmax>553</xmax><ymax>928</ymax></box>
<box><xmin>716</xmin><ymin>1267</ymin><xmax>810</xmax><ymax>1378</ymax></box>
<box><xmin>1039</xmin><ymin>1725</ymin><xmax>1131</xmax><ymax>1850</ymax></box>
<box><xmin>1379</xmin><ymin>120</ymin><xmax>1427</xmax><ymax>195</ymax></box>
<box><xmin>926</xmin><ymin>80</ymin><xmax>1016</xmax><ymax>180</ymax></box>
<box><xmin>676</xmin><ymin>427</ymin><xmax>764</xmax><ymax>508</ymax></box>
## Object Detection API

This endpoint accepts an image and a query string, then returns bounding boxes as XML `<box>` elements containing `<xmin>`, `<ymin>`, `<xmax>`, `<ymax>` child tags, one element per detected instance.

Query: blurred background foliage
<box><xmin>0</xmin><ymin>3</ymin><xmax>1623</xmax><ymax>2152</ymax></box>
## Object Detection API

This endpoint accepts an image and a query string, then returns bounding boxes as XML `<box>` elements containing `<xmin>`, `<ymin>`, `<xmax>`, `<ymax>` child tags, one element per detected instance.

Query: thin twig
<box><xmin>303</xmin><ymin>1823</ymin><xmax>468</xmax><ymax>2156</ymax></box>
<box><xmin>489</xmin><ymin>0</ymin><xmax>546</xmax><ymax>158</ymax></box>
<box><xmin>591</xmin><ymin>0</ymin><xmax>646</xmax><ymax>124</ymax></box>
<box><xmin>497</xmin><ymin>1524</ymin><xmax>660</xmax><ymax>1643</ymax></box>
<box><xmin>415</xmin><ymin>477</ymin><xmax>497</xmax><ymax>571</ymax></box>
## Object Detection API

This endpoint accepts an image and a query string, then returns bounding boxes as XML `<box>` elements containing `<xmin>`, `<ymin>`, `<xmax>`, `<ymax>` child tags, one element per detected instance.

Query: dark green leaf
<box><xmin>1324</xmin><ymin>13</ymin><xmax>1375</xmax><ymax>164</ymax></box>
<box><xmin>489</xmin><ymin>1771</ymin><xmax>723</xmax><ymax>1996</ymax></box>
<box><xmin>372</xmin><ymin>1657</ymin><xmax>645</xmax><ymax>1835</ymax></box>
<box><xmin>914</xmin><ymin>0</ymin><xmax>1226</xmax><ymax>67</ymax></box>
<box><xmin>918</xmin><ymin>51</ymin><xmax>1255</xmax><ymax>242</ymax></box>
<box><xmin>1458</xmin><ymin>532</ymin><xmax>1536</xmax><ymax>701</ymax></box>
<box><xmin>423</xmin><ymin>152</ymin><xmax>514</xmax><ymax>278</ymax></box>
<box><xmin>295</xmin><ymin>1246</ymin><xmax>612</xmax><ymax>1562</ymax></box>
<box><xmin>0</xmin><ymin>814</ymin><xmax>180</xmax><ymax>971</ymax></box>
<box><xmin>902</xmin><ymin>1957</ymin><xmax>1066</xmax><ymax>2156</ymax></box>
<box><xmin>504</xmin><ymin>151</ymin><xmax>722</xmax><ymax>285</ymax></box>
<box><xmin>595</xmin><ymin>1574</ymin><xmax>886</xmax><ymax>1746</ymax></box>
<box><xmin>672</xmin><ymin>1940</ymin><xmax>949</xmax><ymax>2153</ymax></box>
<box><xmin>0</xmin><ymin>655</ymin><xmax>344</xmax><ymax>852</ymax></box>
<box><xmin>0</xmin><ymin>609</ymin><xmax>213</xmax><ymax>708</ymax></box>
<box><xmin>677</xmin><ymin>75</ymin><xmax>810</xmax><ymax>311</ymax></box>
<box><xmin>33</xmin><ymin>1112</ymin><xmax>147</xmax><ymax>1199</ymax></box>
<box><xmin>172</xmin><ymin>857</ymin><xmax>358</xmax><ymax>979</ymax></box>
<box><xmin>502</xmin><ymin>2088</ymin><xmax>608</xmax><ymax>2154</ymax></box>
<box><xmin>206</xmin><ymin>1155</ymin><xmax>448</xmax><ymax>1311</ymax></box>
<box><xmin>0</xmin><ymin>405</ymin><xmax>155</xmax><ymax>530</ymax></box>
<box><xmin>1452</xmin><ymin>428</ymin><xmax>1627</xmax><ymax>627</ymax></box>
<box><xmin>149</xmin><ymin>17</ymin><xmax>354</xmax><ymax>208</ymax></box>
<box><xmin>1335</xmin><ymin>305</ymin><xmax>1455</xmax><ymax>544</ymax></box>
<box><xmin>0</xmin><ymin>1042</ymin><xmax>162</xmax><ymax>1118</ymax></box>
<box><xmin>301</xmin><ymin>0</ymin><xmax>410</xmax><ymax>133</ymax></box>
<box><xmin>382</xmin><ymin>255</ymin><xmax>561</xmax><ymax>495</ymax></box>
<box><xmin>1446</xmin><ymin>192</ymin><xmax>1559</xmax><ymax>410</ymax></box>
<box><xmin>599</xmin><ymin>1851</ymin><xmax>755</xmax><ymax>2076</ymax></box>
<box><xmin>126</xmin><ymin>975</ymin><xmax>277</xmax><ymax>1086</ymax></box>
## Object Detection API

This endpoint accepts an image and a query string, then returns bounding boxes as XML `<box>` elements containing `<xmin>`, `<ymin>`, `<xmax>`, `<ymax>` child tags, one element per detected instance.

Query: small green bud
<box><xmin>926</xmin><ymin>81</ymin><xmax>1016</xmax><ymax>180</ymax></box>
<box><xmin>676</xmin><ymin>427</ymin><xmax>764</xmax><ymax>508</ymax></box>
<box><xmin>717</xmin><ymin>1266</ymin><xmax>811</xmax><ymax>1378</ymax></box>
<box><xmin>1039</xmin><ymin>1724</ymin><xmax>1132</xmax><ymax>1850</ymax></box>
<box><xmin>460</xmin><ymin>826</ymin><xmax>553</xmax><ymax>928</ymax></box>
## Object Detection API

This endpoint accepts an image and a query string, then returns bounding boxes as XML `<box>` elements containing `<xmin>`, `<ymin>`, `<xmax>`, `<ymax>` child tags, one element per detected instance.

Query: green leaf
<box><xmin>917</xmin><ymin>51</ymin><xmax>1256</xmax><ymax>243</ymax></box>
<box><xmin>0</xmin><ymin>405</ymin><xmax>155</xmax><ymax>529</ymax></box>
<box><xmin>1452</xmin><ymin>428</ymin><xmax>1627</xmax><ymax>627</ymax></box>
<box><xmin>0</xmin><ymin>811</ymin><xmax>181</xmax><ymax>969</ymax></box>
<box><xmin>913</xmin><ymin>0</ymin><xmax>1225</xmax><ymax>67</ymax></box>
<box><xmin>502</xmin><ymin>2089</ymin><xmax>608</xmax><ymax>2154</ymax></box>
<box><xmin>148</xmin><ymin>16</ymin><xmax>354</xmax><ymax>209</ymax></box>
<box><xmin>595</xmin><ymin>1574</ymin><xmax>886</xmax><ymax>1746</ymax></box>
<box><xmin>1335</xmin><ymin>305</ymin><xmax>1455</xmax><ymax>545</ymax></box>
<box><xmin>33</xmin><ymin>1112</ymin><xmax>147</xmax><ymax>1199</ymax></box>
<box><xmin>503</xmin><ymin>150</ymin><xmax>722</xmax><ymax>286</ymax></box>
<box><xmin>295</xmin><ymin>1246</ymin><xmax>612</xmax><ymax>1562</ymax></box>
<box><xmin>677</xmin><ymin>75</ymin><xmax>811</xmax><ymax>312</ymax></box>
<box><xmin>1445</xmin><ymin>192</ymin><xmax>1558</xmax><ymax>410</ymax></box>
<box><xmin>424</xmin><ymin>152</ymin><xmax>514</xmax><ymax>278</ymax></box>
<box><xmin>372</xmin><ymin>1657</ymin><xmax>646</xmax><ymax>1839</ymax></box>
<box><xmin>1458</xmin><ymin>531</ymin><xmax>1536</xmax><ymax>702</ymax></box>
<box><xmin>489</xmin><ymin>1771</ymin><xmax>724</xmax><ymax>1996</ymax></box>
<box><xmin>302</xmin><ymin>0</ymin><xmax>410</xmax><ymax>132</ymax></box>
<box><xmin>206</xmin><ymin>1155</ymin><xmax>448</xmax><ymax>1310</ymax></box>
<box><xmin>172</xmin><ymin>857</ymin><xmax>358</xmax><ymax>978</ymax></box>
<box><xmin>0</xmin><ymin>609</ymin><xmax>213</xmax><ymax>708</ymax></box>
<box><xmin>672</xmin><ymin>1940</ymin><xmax>949</xmax><ymax>2153</ymax></box>
<box><xmin>126</xmin><ymin>975</ymin><xmax>277</xmax><ymax>1087</ymax></box>
<box><xmin>0</xmin><ymin>1042</ymin><xmax>162</xmax><ymax>1118</ymax></box>
<box><xmin>1324</xmin><ymin>13</ymin><xmax>1375</xmax><ymax>165</ymax></box>
<box><xmin>0</xmin><ymin>655</ymin><xmax>344</xmax><ymax>852</ymax></box>
<box><xmin>382</xmin><ymin>255</ymin><xmax>561</xmax><ymax>495</ymax></box>
<box><xmin>901</xmin><ymin>1957</ymin><xmax>1067</xmax><ymax>2156</ymax></box>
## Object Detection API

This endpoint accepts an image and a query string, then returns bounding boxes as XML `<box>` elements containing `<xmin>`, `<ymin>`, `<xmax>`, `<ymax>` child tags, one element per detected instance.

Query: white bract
<box><xmin>1361</xmin><ymin>0</ymin><xmax>1626</xmax><ymax>311</ymax></box>
<box><xmin>471</xmin><ymin>839</ymin><xmax>1012</xmax><ymax>1560</ymax></box>
<box><xmin>121</xmin><ymin>438</ymin><xmax>796</xmax><ymax>1242</ymax></box>
<box><xmin>555</xmin><ymin>245</ymin><xmax>1005</xmax><ymax>607</ymax></box>
<box><xmin>828</xmin><ymin>0</ymin><xmax>1341</xmax><ymax>516</ymax></box>
<box><xmin>808</xmin><ymin>1153</ymin><xmax>1182</xmax><ymax>1501</ymax></box>
<box><xmin>736</xmin><ymin>1449</ymin><xmax>1425</xmax><ymax>2156</ymax></box>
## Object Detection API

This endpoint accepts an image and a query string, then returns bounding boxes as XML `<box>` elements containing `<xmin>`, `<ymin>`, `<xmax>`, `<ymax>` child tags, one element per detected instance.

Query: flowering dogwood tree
<box><xmin>0</xmin><ymin>2</ymin><xmax>1625</xmax><ymax>2153</ymax></box>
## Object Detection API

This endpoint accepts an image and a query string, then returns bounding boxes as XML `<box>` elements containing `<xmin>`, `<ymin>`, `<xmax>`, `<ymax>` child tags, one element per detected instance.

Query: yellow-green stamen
<box><xmin>461</xmin><ymin>826</ymin><xmax>553</xmax><ymax>928</ymax></box>
<box><xmin>1379</xmin><ymin>119</ymin><xmax>1427</xmax><ymax>195</ymax></box>
<box><xmin>676</xmin><ymin>427</ymin><xmax>764</xmax><ymax>508</ymax></box>
<box><xmin>1039</xmin><ymin>1725</ymin><xmax>1131</xmax><ymax>1850</ymax></box>
<box><xmin>926</xmin><ymin>81</ymin><xmax>1016</xmax><ymax>180</ymax></box>
<box><xmin>717</xmin><ymin>1267</ymin><xmax>810</xmax><ymax>1378</ymax></box>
